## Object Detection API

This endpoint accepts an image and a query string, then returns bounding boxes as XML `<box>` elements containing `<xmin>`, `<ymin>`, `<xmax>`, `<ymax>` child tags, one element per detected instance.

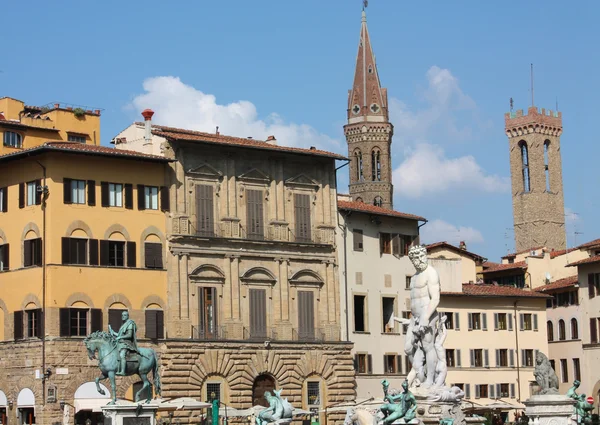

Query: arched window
<box><xmin>252</xmin><ymin>374</ymin><xmax>276</xmax><ymax>407</ymax></box>
<box><xmin>544</xmin><ymin>140</ymin><xmax>551</xmax><ymax>192</ymax></box>
<box><xmin>3</xmin><ymin>131</ymin><xmax>22</xmax><ymax>148</ymax></box>
<box><xmin>374</xmin><ymin>196</ymin><xmax>383</xmax><ymax>207</ymax></box>
<box><xmin>371</xmin><ymin>150</ymin><xmax>381</xmax><ymax>181</ymax></box>
<box><xmin>108</xmin><ymin>303</ymin><xmax>128</xmax><ymax>333</ymax></box>
<box><xmin>547</xmin><ymin>321</ymin><xmax>554</xmax><ymax>342</ymax></box>
<box><xmin>520</xmin><ymin>141</ymin><xmax>531</xmax><ymax>192</ymax></box>
<box><xmin>355</xmin><ymin>197</ymin><xmax>363</xmax><ymax>203</ymax></box>
<box><xmin>558</xmin><ymin>319</ymin><xmax>566</xmax><ymax>340</ymax></box>
<box><xmin>356</xmin><ymin>151</ymin><xmax>363</xmax><ymax>182</ymax></box>
<box><xmin>145</xmin><ymin>304</ymin><xmax>164</xmax><ymax>339</ymax></box>
<box><xmin>571</xmin><ymin>318</ymin><xmax>579</xmax><ymax>340</ymax></box>
<box><xmin>144</xmin><ymin>235</ymin><xmax>163</xmax><ymax>269</ymax></box>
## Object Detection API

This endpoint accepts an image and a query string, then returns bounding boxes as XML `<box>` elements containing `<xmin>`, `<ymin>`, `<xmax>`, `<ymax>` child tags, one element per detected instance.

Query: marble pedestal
<box><xmin>101</xmin><ymin>402</ymin><xmax>159</xmax><ymax>425</ymax></box>
<box><xmin>413</xmin><ymin>399</ymin><xmax>486</xmax><ymax>425</ymax></box>
<box><xmin>524</xmin><ymin>395</ymin><xmax>575</xmax><ymax>425</ymax></box>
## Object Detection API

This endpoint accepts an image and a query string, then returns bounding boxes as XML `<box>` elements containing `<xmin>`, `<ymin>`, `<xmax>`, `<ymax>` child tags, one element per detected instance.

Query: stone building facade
<box><xmin>344</xmin><ymin>11</ymin><xmax>393</xmax><ymax>209</ymax></box>
<box><xmin>505</xmin><ymin>106</ymin><xmax>566</xmax><ymax>252</ymax></box>
<box><xmin>115</xmin><ymin>119</ymin><xmax>355</xmax><ymax>423</ymax></box>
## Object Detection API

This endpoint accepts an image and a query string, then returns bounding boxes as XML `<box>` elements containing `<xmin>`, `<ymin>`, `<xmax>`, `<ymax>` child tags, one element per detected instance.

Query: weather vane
<box><xmin>363</xmin><ymin>0</ymin><xmax>368</xmax><ymax>10</ymax></box>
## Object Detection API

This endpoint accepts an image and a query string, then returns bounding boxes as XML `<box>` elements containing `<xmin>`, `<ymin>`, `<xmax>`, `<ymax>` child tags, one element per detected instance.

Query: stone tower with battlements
<box><xmin>344</xmin><ymin>10</ymin><xmax>394</xmax><ymax>209</ymax></box>
<box><xmin>505</xmin><ymin>106</ymin><xmax>566</xmax><ymax>252</ymax></box>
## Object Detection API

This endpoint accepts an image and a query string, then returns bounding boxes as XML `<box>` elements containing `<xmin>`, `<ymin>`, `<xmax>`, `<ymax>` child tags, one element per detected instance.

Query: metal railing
<box><xmin>191</xmin><ymin>325</ymin><xmax>227</xmax><ymax>341</ymax></box>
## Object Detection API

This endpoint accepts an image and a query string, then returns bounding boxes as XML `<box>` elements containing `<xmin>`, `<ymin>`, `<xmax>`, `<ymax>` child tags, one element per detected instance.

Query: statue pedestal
<box><xmin>524</xmin><ymin>395</ymin><xmax>574</xmax><ymax>425</ymax></box>
<box><xmin>101</xmin><ymin>402</ymin><xmax>159</xmax><ymax>425</ymax></box>
<box><xmin>415</xmin><ymin>399</ymin><xmax>482</xmax><ymax>425</ymax></box>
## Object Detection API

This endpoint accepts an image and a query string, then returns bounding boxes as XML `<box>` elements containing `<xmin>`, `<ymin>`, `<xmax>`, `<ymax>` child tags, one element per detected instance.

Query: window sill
<box><xmin>50</xmin><ymin>263</ymin><xmax>166</xmax><ymax>271</ymax></box>
<box><xmin>353</xmin><ymin>331</ymin><xmax>371</xmax><ymax>335</ymax></box>
<box><xmin>381</xmin><ymin>332</ymin><xmax>402</xmax><ymax>336</ymax></box>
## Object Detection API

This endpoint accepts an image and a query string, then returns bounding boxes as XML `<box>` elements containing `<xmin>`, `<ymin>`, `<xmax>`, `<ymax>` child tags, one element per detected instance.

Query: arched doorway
<box><xmin>74</xmin><ymin>382</ymin><xmax>110</xmax><ymax>425</ymax></box>
<box><xmin>16</xmin><ymin>389</ymin><xmax>35</xmax><ymax>425</ymax></box>
<box><xmin>0</xmin><ymin>390</ymin><xmax>7</xmax><ymax>425</ymax></box>
<box><xmin>252</xmin><ymin>375</ymin><xmax>276</xmax><ymax>407</ymax></box>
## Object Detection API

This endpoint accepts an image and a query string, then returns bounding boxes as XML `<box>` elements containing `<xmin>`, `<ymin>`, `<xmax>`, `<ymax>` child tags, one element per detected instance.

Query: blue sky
<box><xmin>1</xmin><ymin>1</ymin><xmax>598</xmax><ymax>261</ymax></box>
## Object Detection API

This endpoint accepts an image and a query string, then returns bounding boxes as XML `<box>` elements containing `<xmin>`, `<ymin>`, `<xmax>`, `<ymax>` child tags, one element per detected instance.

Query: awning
<box><xmin>17</xmin><ymin>389</ymin><xmax>35</xmax><ymax>408</ymax></box>
<box><xmin>74</xmin><ymin>399</ymin><xmax>111</xmax><ymax>413</ymax></box>
<box><xmin>0</xmin><ymin>391</ymin><xmax>7</xmax><ymax>407</ymax></box>
<box><xmin>157</xmin><ymin>398</ymin><xmax>211</xmax><ymax>411</ymax></box>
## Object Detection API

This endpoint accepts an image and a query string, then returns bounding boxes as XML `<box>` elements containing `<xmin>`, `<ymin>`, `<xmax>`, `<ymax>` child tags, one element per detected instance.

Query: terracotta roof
<box><xmin>577</xmin><ymin>238</ymin><xmax>600</xmax><ymax>250</ymax></box>
<box><xmin>566</xmin><ymin>255</ymin><xmax>600</xmax><ymax>267</ymax></box>
<box><xmin>550</xmin><ymin>248</ymin><xmax>578</xmax><ymax>259</ymax></box>
<box><xmin>337</xmin><ymin>200</ymin><xmax>426</xmax><ymax>221</ymax></box>
<box><xmin>535</xmin><ymin>275</ymin><xmax>578</xmax><ymax>293</ymax></box>
<box><xmin>442</xmin><ymin>284</ymin><xmax>550</xmax><ymax>299</ymax></box>
<box><xmin>480</xmin><ymin>261</ymin><xmax>527</xmax><ymax>274</ymax></box>
<box><xmin>501</xmin><ymin>246</ymin><xmax>545</xmax><ymax>259</ymax></box>
<box><xmin>0</xmin><ymin>120</ymin><xmax>59</xmax><ymax>131</ymax></box>
<box><xmin>425</xmin><ymin>241</ymin><xmax>486</xmax><ymax>262</ymax></box>
<box><xmin>143</xmin><ymin>123</ymin><xmax>347</xmax><ymax>160</ymax></box>
<box><xmin>0</xmin><ymin>142</ymin><xmax>172</xmax><ymax>163</ymax></box>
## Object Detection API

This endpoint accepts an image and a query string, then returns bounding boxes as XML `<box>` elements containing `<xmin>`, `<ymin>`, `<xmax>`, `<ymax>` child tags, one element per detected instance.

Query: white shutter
<box><xmin>470</xmin><ymin>349</ymin><xmax>475</xmax><ymax>367</ymax></box>
<box><xmin>482</xmin><ymin>313</ymin><xmax>488</xmax><ymax>331</ymax></box>
<box><xmin>465</xmin><ymin>384</ymin><xmax>471</xmax><ymax>399</ymax></box>
<box><xmin>484</xmin><ymin>349</ymin><xmax>489</xmax><ymax>368</ymax></box>
<box><xmin>495</xmin><ymin>349</ymin><xmax>500</xmax><ymax>367</ymax></box>
<box><xmin>455</xmin><ymin>312</ymin><xmax>460</xmax><ymax>330</ymax></box>
<box><xmin>534</xmin><ymin>314</ymin><xmax>539</xmax><ymax>331</ymax></box>
<box><xmin>510</xmin><ymin>383</ymin><xmax>516</xmax><ymax>398</ymax></box>
<box><xmin>475</xmin><ymin>385</ymin><xmax>480</xmax><ymax>399</ymax></box>
<box><xmin>494</xmin><ymin>313</ymin><xmax>499</xmax><ymax>331</ymax></box>
<box><xmin>456</xmin><ymin>349</ymin><xmax>461</xmax><ymax>367</ymax></box>
<box><xmin>520</xmin><ymin>314</ymin><xmax>524</xmax><ymax>331</ymax></box>
<box><xmin>508</xmin><ymin>313</ymin><xmax>513</xmax><ymax>331</ymax></box>
<box><xmin>489</xmin><ymin>384</ymin><xmax>495</xmax><ymax>399</ymax></box>
<box><xmin>468</xmin><ymin>313</ymin><xmax>473</xmax><ymax>331</ymax></box>
<box><xmin>509</xmin><ymin>349</ymin><xmax>515</xmax><ymax>367</ymax></box>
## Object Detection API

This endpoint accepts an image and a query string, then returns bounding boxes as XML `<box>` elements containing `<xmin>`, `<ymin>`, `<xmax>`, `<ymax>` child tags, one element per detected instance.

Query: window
<box><xmin>571</xmin><ymin>318</ymin><xmax>579</xmax><ymax>340</ymax></box>
<box><xmin>24</xmin><ymin>238</ymin><xmax>42</xmax><ymax>267</ymax></box>
<box><xmin>446</xmin><ymin>349</ymin><xmax>455</xmax><ymax>367</ymax></box>
<box><xmin>246</xmin><ymin>189</ymin><xmax>264</xmax><ymax>240</ymax></box>
<box><xmin>522</xmin><ymin>313</ymin><xmax>533</xmax><ymax>331</ymax></box>
<box><xmin>383</xmin><ymin>354</ymin><xmax>398</xmax><ymax>374</ymax></box>
<box><xmin>496</xmin><ymin>349</ymin><xmax>508</xmax><ymax>367</ymax></box>
<box><xmin>144</xmin><ymin>186</ymin><xmax>158</xmax><ymax>210</ymax></box>
<box><xmin>556</xmin><ymin>291</ymin><xmax>578</xmax><ymax>307</ymax></box>
<box><xmin>68</xmin><ymin>134</ymin><xmax>86</xmax><ymax>143</ymax></box>
<box><xmin>71</xmin><ymin>180</ymin><xmax>85</xmax><ymax>204</ymax></box>
<box><xmin>401</xmin><ymin>311</ymin><xmax>411</xmax><ymax>335</ymax></box>
<box><xmin>547</xmin><ymin>321</ymin><xmax>554</xmax><ymax>342</ymax></box>
<box><xmin>108</xmin><ymin>308</ymin><xmax>126</xmax><ymax>333</ymax></box>
<box><xmin>69</xmin><ymin>308</ymin><xmax>88</xmax><ymax>337</ymax></box>
<box><xmin>558</xmin><ymin>319</ymin><xmax>566</xmax><ymax>340</ymax></box>
<box><xmin>382</xmin><ymin>297</ymin><xmax>395</xmax><ymax>333</ymax></box>
<box><xmin>550</xmin><ymin>359</ymin><xmax>556</xmax><ymax>371</ymax></box>
<box><xmin>371</xmin><ymin>150</ymin><xmax>381</xmax><ymax>182</ymax></box>
<box><xmin>405</xmin><ymin>276</ymin><xmax>411</xmax><ymax>290</ymax></box>
<box><xmin>520</xmin><ymin>141</ymin><xmax>530</xmax><ymax>192</ymax></box>
<box><xmin>380</xmin><ymin>233</ymin><xmax>392</xmax><ymax>254</ymax></box>
<box><xmin>196</xmin><ymin>185</ymin><xmax>215</xmax><ymax>236</ymax></box>
<box><xmin>62</xmin><ymin>237</ymin><xmax>88</xmax><ymax>265</ymax></box>
<box><xmin>560</xmin><ymin>359</ymin><xmax>568</xmax><ymax>383</ymax></box>
<box><xmin>27</xmin><ymin>309</ymin><xmax>41</xmax><ymax>338</ymax></box>
<box><xmin>18</xmin><ymin>407</ymin><xmax>35</xmax><ymax>425</ymax></box>
<box><xmin>588</xmin><ymin>273</ymin><xmax>600</xmax><ymax>299</ymax></box>
<box><xmin>444</xmin><ymin>312</ymin><xmax>455</xmax><ymax>329</ymax></box>
<box><xmin>380</xmin><ymin>233</ymin><xmax>412</xmax><ymax>257</ymax></box>
<box><xmin>471</xmin><ymin>313</ymin><xmax>482</xmax><ymax>330</ymax></box>
<box><xmin>60</xmin><ymin>308</ymin><xmax>102</xmax><ymax>337</ymax></box>
<box><xmin>353</xmin><ymin>295</ymin><xmax>366</xmax><ymax>332</ymax></box>
<box><xmin>473</xmin><ymin>349</ymin><xmax>483</xmax><ymax>367</ymax></box>
<box><xmin>544</xmin><ymin>140</ymin><xmax>551</xmax><ymax>192</ymax></box>
<box><xmin>294</xmin><ymin>193</ymin><xmax>312</xmax><ymax>243</ymax></box>
<box><xmin>0</xmin><ymin>243</ymin><xmax>9</xmax><ymax>271</ymax></box>
<box><xmin>197</xmin><ymin>287</ymin><xmax>218</xmax><ymax>339</ymax></box>
<box><xmin>109</xmin><ymin>241</ymin><xmax>125</xmax><ymax>267</ymax></box>
<box><xmin>3</xmin><ymin>131</ymin><xmax>22</xmax><ymax>148</ymax></box>
<box><xmin>27</xmin><ymin>181</ymin><xmax>37</xmax><ymax>206</ymax></box>
<box><xmin>355</xmin><ymin>353</ymin><xmax>371</xmax><ymax>374</ymax></box>
<box><xmin>353</xmin><ymin>229</ymin><xmax>363</xmax><ymax>251</ymax></box>
<box><xmin>355</xmin><ymin>151</ymin><xmax>364</xmax><ymax>182</ymax></box>
<box><xmin>499</xmin><ymin>384</ymin><xmax>509</xmax><ymax>398</ymax></box>
<box><xmin>523</xmin><ymin>349</ymin><xmax>534</xmax><ymax>367</ymax></box>
<box><xmin>100</xmin><ymin>240</ymin><xmax>132</xmax><ymax>267</ymax></box>
<box><xmin>573</xmin><ymin>358</ymin><xmax>581</xmax><ymax>381</ymax></box>
<box><xmin>0</xmin><ymin>186</ymin><xmax>7</xmax><ymax>213</ymax></box>
<box><xmin>591</xmin><ymin>318</ymin><xmax>598</xmax><ymax>343</ymax></box>
<box><xmin>145</xmin><ymin>309</ymin><xmax>164</xmax><ymax>339</ymax></box>
<box><xmin>297</xmin><ymin>291</ymin><xmax>315</xmax><ymax>340</ymax></box>
<box><xmin>307</xmin><ymin>381</ymin><xmax>321</xmax><ymax>406</ymax></box>
<box><xmin>109</xmin><ymin>183</ymin><xmax>123</xmax><ymax>207</ymax></box>
<box><xmin>496</xmin><ymin>313</ymin><xmax>507</xmax><ymax>330</ymax></box>
<box><xmin>144</xmin><ymin>242</ymin><xmax>163</xmax><ymax>269</ymax></box>
<box><xmin>373</xmin><ymin>196</ymin><xmax>383</xmax><ymax>207</ymax></box>
<box><xmin>478</xmin><ymin>385</ymin><xmax>489</xmax><ymax>398</ymax></box>
<box><xmin>206</xmin><ymin>383</ymin><xmax>221</xmax><ymax>402</ymax></box>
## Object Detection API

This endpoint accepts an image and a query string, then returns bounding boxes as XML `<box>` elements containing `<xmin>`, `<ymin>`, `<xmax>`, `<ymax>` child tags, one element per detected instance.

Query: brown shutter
<box><xmin>87</xmin><ymin>180</ymin><xmax>96</xmax><ymax>206</ymax></box>
<box><xmin>137</xmin><ymin>185</ymin><xmax>146</xmax><ymax>210</ymax></box>
<box><xmin>247</xmin><ymin>189</ymin><xmax>264</xmax><ymax>239</ymax></box>
<box><xmin>126</xmin><ymin>241</ymin><xmax>136</xmax><ymax>268</ymax></box>
<box><xmin>145</xmin><ymin>310</ymin><xmax>157</xmax><ymax>339</ymax></box>
<box><xmin>124</xmin><ymin>184</ymin><xmax>133</xmax><ymax>209</ymax></box>
<box><xmin>1</xmin><ymin>243</ymin><xmax>9</xmax><ymax>271</ymax></box>
<box><xmin>24</xmin><ymin>240</ymin><xmax>32</xmax><ymax>267</ymax></box>
<box><xmin>99</xmin><ymin>240</ymin><xmax>109</xmax><ymax>266</ymax></box>
<box><xmin>249</xmin><ymin>289</ymin><xmax>267</xmax><ymax>338</ymax></box>
<box><xmin>61</xmin><ymin>237</ymin><xmax>70</xmax><ymax>265</ymax></box>
<box><xmin>367</xmin><ymin>354</ymin><xmax>373</xmax><ymax>374</ymax></box>
<box><xmin>1</xmin><ymin>187</ymin><xmax>7</xmax><ymax>212</ymax></box>
<box><xmin>196</xmin><ymin>185</ymin><xmax>214</xmax><ymax>236</ymax></box>
<box><xmin>100</xmin><ymin>182</ymin><xmax>109</xmax><ymax>207</ymax></box>
<box><xmin>589</xmin><ymin>274</ymin><xmax>595</xmax><ymax>299</ymax></box>
<box><xmin>89</xmin><ymin>239</ymin><xmax>99</xmax><ymax>265</ymax></box>
<box><xmin>145</xmin><ymin>242</ymin><xmax>163</xmax><ymax>269</ymax></box>
<box><xmin>156</xmin><ymin>309</ymin><xmax>164</xmax><ymax>339</ymax></box>
<box><xmin>160</xmin><ymin>186</ymin><xmax>170</xmax><ymax>212</ymax></box>
<box><xmin>34</xmin><ymin>308</ymin><xmax>43</xmax><ymax>338</ymax></box>
<box><xmin>108</xmin><ymin>309</ymin><xmax>123</xmax><ymax>332</ymax></box>
<box><xmin>90</xmin><ymin>309</ymin><xmax>103</xmax><ymax>332</ymax></box>
<box><xmin>34</xmin><ymin>238</ymin><xmax>42</xmax><ymax>266</ymax></box>
<box><xmin>392</xmin><ymin>234</ymin><xmax>400</xmax><ymax>257</ymax></box>
<box><xmin>591</xmin><ymin>318</ymin><xmax>598</xmax><ymax>343</ymax></box>
<box><xmin>18</xmin><ymin>183</ymin><xmax>24</xmax><ymax>209</ymax></box>
<box><xmin>35</xmin><ymin>180</ymin><xmax>42</xmax><ymax>205</ymax></box>
<box><xmin>396</xmin><ymin>355</ymin><xmax>403</xmax><ymax>374</ymax></box>
<box><xmin>379</xmin><ymin>233</ymin><xmax>384</xmax><ymax>256</ymax></box>
<box><xmin>294</xmin><ymin>193</ymin><xmax>311</xmax><ymax>242</ymax></box>
<box><xmin>63</xmin><ymin>178</ymin><xmax>72</xmax><ymax>204</ymax></box>
<box><xmin>59</xmin><ymin>308</ymin><xmax>70</xmax><ymax>337</ymax></box>
<box><xmin>353</xmin><ymin>229</ymin><xmax>363</xmax><ymax>251</ymax></box>
<box><xmin>14</xmin><ymin>311</ymin><xmax>23</xmax><ymax>340</ymax></box>
<box><xmin>298</xmin><ymin>291</ymin><xmax>315</xmax><ymax>340</ymax></box>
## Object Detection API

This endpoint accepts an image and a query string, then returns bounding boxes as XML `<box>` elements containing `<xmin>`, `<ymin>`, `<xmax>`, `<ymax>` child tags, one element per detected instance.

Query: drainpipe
<box><xmin>513</xmin><ymin>301</ymin><xmax>522</xmax><ymax>402</ymax></box>
<box><xmin>417</xmin><ymin>220</ymin><xmax>428</xmax><ymax>245</ymax></box>
<box><xmin>334</xmin><ymin>160</ymin><xmax>350</xmax><ymax>340</ymax></box>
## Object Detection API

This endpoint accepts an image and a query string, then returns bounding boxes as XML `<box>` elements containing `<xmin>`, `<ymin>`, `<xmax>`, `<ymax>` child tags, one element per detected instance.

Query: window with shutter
<box><xmin>589</xmin><ymin>274</ymin><xmax>596</xmax><ymax>298</ymax></box>
<box><xmin>59</xmin><ymin>308</ymin><xmax>71</xmax><ymax>337</ymax></box>
<box><xmin>137</xmin><ymin>185</ymin><xmax>146</xmax><ymax>210</ymax></box>
<box><xmin>18</xmin><ymin>182</ymin><xmax>25</xmax><ymax>209</ymax></box>
<box><xmin>108</xmin><ymin>309</ymin><xmax>126</xmax><ymax>333</ymax></box>
<box><xmin>353</xmin><ymin>229</ymin><xmax>363</xmax><ymax>251</ymax></box>
<box><xmin>144</xmin><ymin>242</ymin><xmax>163</xmax><ymax>269</ymax></box>
<box><xmin>482</xmin><ymin>313</ymin><xmax>487</xmax><ymax>331</ymax></box>
<box><xmin>198</xmin><ymin>287</ymin><xmax>218</xmax><ymax>339</ymax></box>
<box><xmin>0</xmin><ymin>243</ymin><xmax>9</xmax><ymax>271</ymax></box>
<box><xmin>124</xmin><ymin>184</ymin><xmax>133</xmax><ymax>209</ymax></box>
<box><xmin>456</xmin><ymin>349</ymin><xmax>461</xmax><ymax>367</ymax></box>
<box><xmin>249</xmin><ymin>289</ymin><xmax>267</xmax><ymax>338</ymax></box>
<box><xmin>14</xmin><ymin>311</ymin><xmax>23</xmax><ymax>340</ymax></box>
<box><xmin>90</xmin><ymin>309</ymin><xmax>103</xmax><ymax>332</ymax></box>
<box><xmin>196</xmin><ymin>185</ymin><xmax>214</xmax><ymax>237</ymax></box>
<box><xmin>590</xmin><ymin>318</ymin><xmax>598</xmax><ymax>343</ymax></box>
<box><xmin>63</xmin><ymin>178</ymin><xmax>72</xmax><ymax>204</ymax></box>
<box><xmin>454</xmin><ymin>312</ymin><xmax>460</xmax><ymax>330</ymax></box>
<box><xmin>298</xmin><ymin>291</ymin><xmax>315</xmax><ymax>340</ymax></box>
<box><xmin>0</xmin><ymin>186</ymin><xmax>7</xmax><ymax>213</ymax></box>
<box><xmin>246</xmin><ymin>189</ymin><xmax>264</xmax><ymax>240</ymax></box>
<box><xmin>126</xmin><ymin>241</ymin><xmax>136</xmax><ymax>267</ymax></box>
<box><xmin>294</xmin><ymin>193</ymin><xmax>311</xmax><ymax>242</ymax></box>
<box><xmin>24</xmin><ymin>238</ymin><xmax>42</xmax><ymax>267</ymax></box>
<box><xmin>367</xmin><ymin>354</ymin><xmax>373</xmax><ymax>374</ymax></box>
<box><xmin>160</xmin><ymin>186</ymin><xmax>170</xmax><ymax>212</ymax></box>
<box><xmin>87</xmin><ymin>180</ymin><xmax>96</xmax><ymax>206</ymax></box>
<box><xmin>88</xmin><ymin>239</ymin><xmax>99</xmax><ymax>265</ymax></box>
<box><xmin>101</xmin><ymin>182</ymin><xmax>109</xmax><ymax>207</ymax></box>
<box><xmin>508</xmin><ymin>313</ymin><xmax>513</xmax><ymax>331</ymax></box>
<box><xmin>145</xmin><ymin>310</ymin><xmax>158</xmax><ymax>339</ymax></box>
<box><xmin>392</xmin><ymin>234</ymin><xmax>400</xmax><ymax>257</ymax></box>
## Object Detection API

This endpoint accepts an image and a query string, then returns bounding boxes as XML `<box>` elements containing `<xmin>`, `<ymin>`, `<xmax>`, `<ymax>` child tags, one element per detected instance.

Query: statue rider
<box><xmin>109</xmin><ymin>310</ymin><xmax>139</xmax><ymax>376</ymax></box>
<box><xmin>380</xmin><ymin>379</ymin><xmax>417</xmax><ymax>424</ymax></box>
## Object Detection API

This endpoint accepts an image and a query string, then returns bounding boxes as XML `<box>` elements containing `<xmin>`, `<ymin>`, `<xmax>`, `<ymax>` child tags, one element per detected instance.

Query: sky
<box><xmin>1</xmin><ymin>0</ymin><xmax>599</xmax><ymax>261</ymax></box>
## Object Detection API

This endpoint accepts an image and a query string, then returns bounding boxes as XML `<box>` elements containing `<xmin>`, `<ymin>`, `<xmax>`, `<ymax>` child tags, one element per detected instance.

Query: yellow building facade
<box><xmin>0</xmin><ymin>97</ymin><xmax>101</xmax><ymax>155</ymax></box>
<box><xmin>0</xmin><ymin>142</ymin><xmax>170</xmax><ymax>425</ymax></box>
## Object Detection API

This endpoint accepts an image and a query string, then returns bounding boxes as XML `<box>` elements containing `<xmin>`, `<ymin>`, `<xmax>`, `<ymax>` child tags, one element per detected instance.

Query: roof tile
<box><xmin>442</xmin><ymin>283</ymin><xmax>549</xmax><ymax>298</ymax></box>
<box><xmin>337</xmin><ymin>200</ymin><xmax>426</xmax><ymax>221</ymax></box>
<box><xmin>426</xmin><ymin>241</ymin><xmax>486</xmax><ymax>261</ymax></box>
<box><xmin>535</xmin><ymin>275</ymin><xmax>578</xmax><ymax>293</ymax></box>
<box><xmin>481</xmin><ymin>261</ymin><xmax>527</xmax><ymax>274</ymax></box>
<box><xmin>566</xmin><ymin>255</ymin><xmax>600</xmax><ymax>267</ymax></box>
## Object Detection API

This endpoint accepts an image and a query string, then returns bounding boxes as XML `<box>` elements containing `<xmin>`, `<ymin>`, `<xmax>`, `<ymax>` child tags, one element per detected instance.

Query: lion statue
<box><xmin>534</xmin><ymin>351</ymin><xmax>559</xmax><ymax>395</ymax></box>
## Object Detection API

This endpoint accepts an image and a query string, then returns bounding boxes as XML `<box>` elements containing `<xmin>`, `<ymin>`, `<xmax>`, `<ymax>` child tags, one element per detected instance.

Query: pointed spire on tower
<box><xmin>347</xmin><ymin>7</ymin><xmax>388</xmax><ymax>124</ymax></box>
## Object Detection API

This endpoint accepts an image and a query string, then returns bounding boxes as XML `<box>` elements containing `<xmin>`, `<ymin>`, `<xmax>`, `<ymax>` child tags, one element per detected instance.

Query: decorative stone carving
<box><xmin>534</xmin><ymin>352</ymin><xmax>559</xmax><ymax>395</ymax></box>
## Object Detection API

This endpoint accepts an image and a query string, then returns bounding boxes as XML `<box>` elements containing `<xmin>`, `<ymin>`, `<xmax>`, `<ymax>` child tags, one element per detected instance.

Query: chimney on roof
<box><xmin>266</xmin><ymin>135</ymin><xmax>277</xmax><ymax>145</ymax></box>
<box><xmin>310</xmin><ymin>146</ymin><xmax>316</xmax><ymax>150</ymax></box>
<box><xmin>459</xmin><ymin>241</ymin><xmax>467</xmax><ymax>250</ymax></box>
<box><xmin>247</xmin><ymin>137</ymin><xmax>253</xmax><ymax>139</ymax></box>
<box><xmin>216</xmin><ymin>126</ymin><xmax>219</xmax><ymax>135</ymax></box>
<box><xmin>0</xmin><ymin>112</ymin><xmax>4</xmax><ymax>121</ymax></box>
<box><xmin>141</xmin><ymin>109</ymin><xmax>154</xmax><ymax>143</ymax></box>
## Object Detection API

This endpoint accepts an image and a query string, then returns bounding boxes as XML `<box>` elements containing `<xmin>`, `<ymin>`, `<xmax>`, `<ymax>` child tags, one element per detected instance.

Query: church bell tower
<box><xmin>344</xmin><ymin>9</ymin><xmax>394</xmax><ymax>209</ymax></box>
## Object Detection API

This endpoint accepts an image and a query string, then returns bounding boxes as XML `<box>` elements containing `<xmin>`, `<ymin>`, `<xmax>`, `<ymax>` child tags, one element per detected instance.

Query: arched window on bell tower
<box><xmin>371</xmin><ymin>149</ymin><xmax>381</xmax><ymax>181</ymax></box>
<box><xmin>519</xmin><ymin>141</ymin><xmax>530</xmax><ymax>193</ymax></box>
<box><xmin>374</xmin><ymin>196</ymin><xmax>383</xmax><ymax>207</ymax></box>
<box><xmin>544</xmin><ymin>140</ymin><xmax>551</xmax><ymax>192</ymax></box>
<box><xmin>355</xmin><ymin>150</ymin><xmax>364</xmax><ymax>182</ymax></box>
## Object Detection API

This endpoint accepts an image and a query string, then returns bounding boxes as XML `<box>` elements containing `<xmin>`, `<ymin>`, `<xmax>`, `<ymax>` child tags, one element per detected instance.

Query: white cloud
<box><xmin>388</xmin><ymin>66</ymin><xmax>506</xmax><ymax>199</ymax></box>
<box><xmin>129</xmin><ymin>76</ymin><xmax>342</xmax><ymax>152</ymax></box>
<box><xmin>393</xmin><ymin>144</ymin><xmax>510</xmax><ymax>198</ymax></box>
<box><xmin>420</xmin><ymin>219</ymin><xmax>484</xmax><ymax>246</ymax></box>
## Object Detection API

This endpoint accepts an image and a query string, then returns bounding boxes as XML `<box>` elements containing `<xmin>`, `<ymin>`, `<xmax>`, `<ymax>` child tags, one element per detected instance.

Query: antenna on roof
<box><xmin>215</xmin><ymin>126</ymin><xmax>219</xmax><ymax>135</ymax></box>
<box><xmin>530</xmin><ymin>63</ymin><xmax>535</xmax><ymax>107</ymax></box>
<box><xmin>509</xmin><ymin>97</ymin><xmax>514</xmax><ymax>112</ymax></box>
<box><xmin>556</xmin><ymin>96</ymin><xmax>559</xmax><ymax>112</ymax></box>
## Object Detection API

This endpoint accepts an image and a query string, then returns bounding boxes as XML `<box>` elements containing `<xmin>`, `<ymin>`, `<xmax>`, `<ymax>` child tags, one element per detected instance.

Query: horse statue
<box><xmin>83</xmin><ymin>331</ymin><xmax>161</xmax><ymax>404</ymax></box>
<box><xmin>343</xmin><ymin>408</ymin><xmax>378</xmax><ymax>425</ymax></box>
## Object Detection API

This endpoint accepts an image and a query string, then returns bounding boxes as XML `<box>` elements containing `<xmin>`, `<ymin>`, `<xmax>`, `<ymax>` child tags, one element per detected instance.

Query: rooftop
<box><xmin>534</xmin><ymin>275</ymin><xmax>578</xmax><ymax>293</ymax></box>
<box><xmin>442</xmin><ymin>283</ymin><xmax>550</xmax><ymax>299</ymax></box>
<box><xmin>481</xmin><ymin>261</ymin><xmax>527</xmax><ymax>274</ymax></box>
<box><xmin>567</xmin><ymin>255</ymin><xmax>600</xmax><ymax>268</ymax></box>
<box><xmin>426</xmin><ymin>241</ymin><xmax>486</xmax><ymax>262</ymax></box>
<box><xmin>337</xmin><ymin>200</ymin><xmax>426</xmax><ymax>222</ymax></box>
<box><xmin>0</xmin><ymin>142</ymin><xmax>172</xmax><ymax>163</ymax></box>
<box><xmin>577</xmin><ymin>238</ymin><xmax>600</xmax><ymax>250</ymax></box>
<box><xmin>549</xmin><ymin>248</ymin><xmax>578</xmax><ymax>259</ymax></box>
<box><xmin>139</xmin><ymin>123</ymin><xmax>347</xmax><ymax>160</ymax></box>
<box><xmin>501</xmin><ymin>246</ymin><xmax>545</xmax><ymax>259</ymax></box>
